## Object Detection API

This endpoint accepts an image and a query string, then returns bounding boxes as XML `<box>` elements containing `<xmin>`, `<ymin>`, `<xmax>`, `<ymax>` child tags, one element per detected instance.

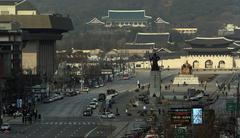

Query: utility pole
<box><xmin>236</xmin><ymin>74</ymin><xmax>240</xmax><ymax>137</ymax></box>
<box><xmin>0</xmin><ymin>80</ymin><xmax>3</xmax><ymax>125</ymax></box>
<box><xmin>159</xmin><ymin>66</ymin><xmax>162</xmax><ymax>100</ymax></box>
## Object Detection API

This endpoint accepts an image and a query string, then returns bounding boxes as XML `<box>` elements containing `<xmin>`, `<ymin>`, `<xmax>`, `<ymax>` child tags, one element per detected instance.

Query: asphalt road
<box><xmin>2</xmin><ymin>69</ymin><xmax>235</xmax><ymax>138</ymax></box>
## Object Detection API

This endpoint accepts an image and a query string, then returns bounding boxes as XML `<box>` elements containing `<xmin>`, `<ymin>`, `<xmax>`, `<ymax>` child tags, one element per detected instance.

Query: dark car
<box><xmin>98</xmin><ymin>93</ymin><xmax>106</xmax><ymax>102</ymax></box>
<box><xmin>65</xmin><ymin>91</ymin><xmax>77</xmax><ymax>97</ymax></box>
<box><xmin>43</xmin><ymin>98</ymin><xmax>54</xmax><ymax>103</ymax></box>
<box><xmin>83</xmin><ymin>110</ymin><xmax>92</xmax><ymax>116</ymax></box>
<box><xmin>107</xmin><ymin>89</ymin><xmax>118</xmax><ymax>96</ymax></box>
<box><xmin>138</xmin><ymin>94</ymin><xmax>146</xmax><ymax>101</ymax></box>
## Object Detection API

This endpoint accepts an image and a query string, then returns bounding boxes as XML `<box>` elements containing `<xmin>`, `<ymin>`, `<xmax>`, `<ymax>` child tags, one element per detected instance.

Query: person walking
<box><xmin>137</xmin><ymin>80</ymin><xmax>140</xmax><ymax>88</ymax></box>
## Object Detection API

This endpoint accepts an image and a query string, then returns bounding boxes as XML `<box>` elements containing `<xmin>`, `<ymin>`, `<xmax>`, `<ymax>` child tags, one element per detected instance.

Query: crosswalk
<box><xmin>41</xmin><ymin>121</ymin><xmax>98</xmax><ymax>126</ymax></box>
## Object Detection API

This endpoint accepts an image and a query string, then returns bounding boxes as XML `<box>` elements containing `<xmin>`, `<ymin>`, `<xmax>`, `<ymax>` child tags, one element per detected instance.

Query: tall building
<box><xmin>0</xmin><ymin>0</ymin><xmax>73</xmax><ymax>77</ymax></box>
<box><xmin>0</xmin><ymin>21</ymin><xmax>23</xmax><ymax>102</ymax></box>
<box><xmin>102</xmin><ymin>10</ymin><xmax>152</xmax><ymax>28</ymax></box>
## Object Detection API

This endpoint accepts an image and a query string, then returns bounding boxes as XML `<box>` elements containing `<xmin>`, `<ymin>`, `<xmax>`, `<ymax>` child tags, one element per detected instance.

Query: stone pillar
<box><xmin>150</xmin><ymin>71</ymin><xmax>161</xmax><ymax>97</ymax></box>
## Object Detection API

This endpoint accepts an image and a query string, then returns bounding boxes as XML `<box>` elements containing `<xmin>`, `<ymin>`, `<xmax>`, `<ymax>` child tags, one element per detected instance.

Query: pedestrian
<box><xmin>158</xmin><ymin>108</ymin><xmax>161</xmax><ymax>115</ymax></box>
<box><xmin>137</xmin><ymin>80</ymin><xmax>140</xmax><ymax>88</ymax></box>
<box><xmin>116</xmin><ymin>107</ymin><xmax>119</xmax><ymax>115</ymax></box>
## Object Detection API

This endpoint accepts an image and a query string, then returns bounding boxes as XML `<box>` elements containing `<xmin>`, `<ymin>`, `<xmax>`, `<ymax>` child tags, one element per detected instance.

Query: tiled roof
<box><xmin>186</xmin><ymin>37</ymin><xmax>233</xmax><ymax>47</ymax></box>
<box><xmin>155</xmin><ymin>17</ymin><xmax>169</xmax><ymax>24</ymax></box>
<box><xmin>102</xmin><ymin>10</ymin><xmax>152</xmax><ymax>20</ymax></box>
<box><xmin>16</xmin><ymin>0</ymin><xmax>36</xmax><ymax>11</ymax></box>
<box><xmin>86</xmin><ymin>17</ymin><xmax>105</xmax><ymax>25</ymax></box>
<box><xmin>135</xmin><ymin>33</ymin><xmax>170</xmax><ymax>44</ymax></box>
<box><xmin>0</xmin><ymin>1</ymin><xmax>19</xmax><ymax>5</ymax></box>
<box><xmin>124</xmin><ymin>43</ymin><xmax>155</xmax><ymax>49</ymax></box>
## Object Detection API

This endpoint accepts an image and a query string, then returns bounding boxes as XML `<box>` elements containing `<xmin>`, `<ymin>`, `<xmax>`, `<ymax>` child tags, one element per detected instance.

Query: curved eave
<box><xmin>186</xmin><ymin>37</ymin><xmax>234</xmax><ymax>45</ymax></box>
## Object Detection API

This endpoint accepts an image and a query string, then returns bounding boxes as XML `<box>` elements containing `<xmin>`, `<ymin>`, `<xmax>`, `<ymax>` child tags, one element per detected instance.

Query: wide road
<box><xmin>0</xmin><ymin>69</ymin><xmax>177</xmax><ymax>138</ymax></box>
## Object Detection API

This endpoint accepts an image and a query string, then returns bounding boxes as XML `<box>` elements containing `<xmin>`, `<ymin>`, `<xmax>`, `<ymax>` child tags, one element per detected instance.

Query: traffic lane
<box><xmin>37</xmin><ymin>70</ymin><xmax>173</xmax><ymax>117</ymax></box>
<box><xmin>86</xmin><ymin>125</ymin><xmax>116</xmax><ymax>138</ymax></box>
<box><xmin>38</xmin><ymin>92</ymin><xmax>99</xmax><ymax>117</ymax></box>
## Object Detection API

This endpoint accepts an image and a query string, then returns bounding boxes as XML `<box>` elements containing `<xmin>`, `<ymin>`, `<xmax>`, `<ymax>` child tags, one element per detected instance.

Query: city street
<box><xmin>1</xmin><ymin>69</ymin><xmax>238</xmax><ymax>138</ymax></box>
<box><xmin>0</xmin><ymin>70</ymin><xmax>177</xmax><ymax>138</ymax></box>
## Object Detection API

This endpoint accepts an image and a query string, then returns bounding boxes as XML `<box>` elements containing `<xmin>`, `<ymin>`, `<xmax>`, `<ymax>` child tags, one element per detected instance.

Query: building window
<box><xmin>205</xmin><ymin>60</ymin><xmax>213</xmax><ymax>68</ymax></box>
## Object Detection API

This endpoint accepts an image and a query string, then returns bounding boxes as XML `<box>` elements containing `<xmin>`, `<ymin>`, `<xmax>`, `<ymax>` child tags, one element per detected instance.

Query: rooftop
<box><xmin>102</xmin><ymin>10</ymin><xmax>152</xmax><ymax>21</ymax></box>
<box><xmin>155</xmin><ymin>17</ymin><xmax>169</xmax><ymax>24</ymax></box>
<box><xmin>86</xmin><ymin>17</ymin><xmax>105</xmax><ymax>25</ymax></box>
<box><xmin>135</xmin><ymin>33</ymin><xmax>170</xmax><ymax>44</ymax></box>
<box><xmin>186</xmin><ymin>37</ymin><xmax>234</xmax><ymax>46</ymax></box>
<box><xmin>0</xmin><ymin>14</ymin><xmax>73</xmax><ymax>31</ymax></box>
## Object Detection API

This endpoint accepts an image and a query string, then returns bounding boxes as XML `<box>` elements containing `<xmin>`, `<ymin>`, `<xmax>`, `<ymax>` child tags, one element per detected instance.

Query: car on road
<box><xmin>65</xmin><ymin>91</ymin><xmax>77</xmax><ymax>97</ymax></box>
<box><xmin>91</xmin><ymin>98</ymin><xmax>98</xmax><ymax>106</ymax></box>
<box><xmin>100</xmin><ymin>112</ymin><xmax>115</xmax><ymax>119</ymax></box>
<box><xmin>56</xmin><ymin>94</ymin><xmax>64</xmax><ymax>100</ymax></box>
<box><xmin>80</xmin><ymin>87</ymin><xmax>89</xmax><ymax>92</ymax></box>
<box><xmin>83</xmin><ymin>110</ymin><xmax>92</xmax><ymax>116</ymax></box>
<box><xmin>86</xmin><ymin>106</ymin><xmax>93</xmax><ymax>114</ymax></box>
<box><xmin>99</xmin><ymin>83</ymin><xmax>104</xmax><ymax>87</ymax></box>
<box><xmin>98</xmin><ymin>93</ymin><xmax>106</xmax><ymax>102</ymax></box>
<box><xmin>107</xmin><ymin>89</ymin><xmax>118</xmax><ymax>96</ymax></box>
<box><xmin>1</xmin><ymin>123</ymin><xmax>11</xmax><ymax>131</ymax></box>
<box><xmin>43</xmin><ymin>98</ymin><xmax>54</xmax><ymax>103</ymax></box>
<box><xmin>89</xmin><ymin>102</ymin><xmax>97</xmax><ymax>109</ymax></box>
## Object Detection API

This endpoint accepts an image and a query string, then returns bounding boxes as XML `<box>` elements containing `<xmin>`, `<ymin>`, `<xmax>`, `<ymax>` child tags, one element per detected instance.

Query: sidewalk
<box><xmin>3</xmin><ymin>116</ymin><xmax>23</xmax><ymax>125</ymax></box>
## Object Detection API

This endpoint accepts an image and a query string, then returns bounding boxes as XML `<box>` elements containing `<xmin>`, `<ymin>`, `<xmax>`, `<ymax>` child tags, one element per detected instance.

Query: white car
<box><xmin>101</xmin><ymin>112</ymin><xmax>115</xmax><ymax>119</ymax></box>
<box><xmin>1</xmin><ymin>123</ymin><xmax>11</xmax><ymax>131</ymax></box>
<box><xmin>91</xmin><ymin>98</ymin><xmax>98</xmax><ymax>106</ymax></box>
<box><xmin>80</xmin><ymin>87</ymin><xmax>89</xmax><ymax>92</ymax></box>
<box><xmin>89</xmin><ymin>102</ymin><xmax>97</xmax><ymax>109</ymax></box>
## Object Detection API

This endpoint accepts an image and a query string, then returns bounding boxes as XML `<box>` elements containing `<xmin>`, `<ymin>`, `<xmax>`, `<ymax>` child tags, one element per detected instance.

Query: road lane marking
<box><xmin>84</xmin><ymin>127</ymin><xmax>98</xmax><ymax>138</ymax></box>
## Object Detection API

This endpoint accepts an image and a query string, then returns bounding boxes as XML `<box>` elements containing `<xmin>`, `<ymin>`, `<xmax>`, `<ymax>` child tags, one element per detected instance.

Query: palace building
<box><xmin>132</xmin><ymin>37</ymin><xmax>240</xmax><ymax>70</ymax></box>
<box><xmin>183</xmin><ymin>37</ymin><xmax>239</xmax><ymax>69</ymax></box>
<box><xmin>102</xmin><ymin>10</ymin><xmax>152</xmax><ymax>28</ymax></box>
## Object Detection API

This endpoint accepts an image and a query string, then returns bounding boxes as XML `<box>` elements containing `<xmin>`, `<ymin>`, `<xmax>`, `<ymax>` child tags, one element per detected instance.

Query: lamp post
<box><xmin>0</xmin><ymin>80</ymin><xmax>4</xmax><ymax>125</ymax></box>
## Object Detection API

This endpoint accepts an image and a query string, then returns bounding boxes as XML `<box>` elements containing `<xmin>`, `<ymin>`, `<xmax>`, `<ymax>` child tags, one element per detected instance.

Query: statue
<box><xmin>181</xmin><ymin>61</ymin><xmax>192</xmax><ymax>75</ymax></box>
<box><xmin>149</xmin><ymin>53</ymin><xmax>160</xmax><ymax>71</ymax></box>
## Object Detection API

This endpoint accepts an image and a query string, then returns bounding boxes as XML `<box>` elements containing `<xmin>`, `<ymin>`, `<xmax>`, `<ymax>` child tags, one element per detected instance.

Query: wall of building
<box><xmin>133</xmin><ymin>55</ymin><xmax>235</xmax><ymax>69</ymax></box>
<box><xmin>17</xmin><ymin>10</ymin><xmax>37</xmax><ymax>15</ymax></box>
<box><xmin>22</xmin><ymin>52</ymin><xmax>37</xmax><ymax>74</ymax></box>
<box><xmin>22</xmin><ymin>41</ymin><xmax>38</xmax><ymax>74</ymax></box>
<box><xmin>0</xmin><ymin>5</ymin><xmax>15</xmax><ymax>15</ymax></box>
